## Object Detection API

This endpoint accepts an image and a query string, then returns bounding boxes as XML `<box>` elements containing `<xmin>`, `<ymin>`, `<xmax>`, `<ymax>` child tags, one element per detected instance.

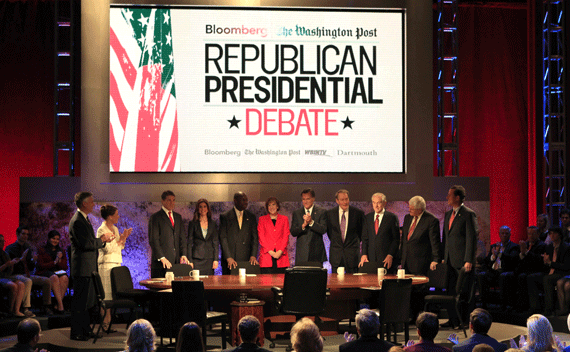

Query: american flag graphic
<box><xmin>110</xmin><ymin>8</ymin><xmax>179</xmax><ymax>172</ymax></box>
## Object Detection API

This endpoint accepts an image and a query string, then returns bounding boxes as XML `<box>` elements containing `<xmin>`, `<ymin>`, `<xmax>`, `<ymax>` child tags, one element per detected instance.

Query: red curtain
<box><xmin>456</xmin><ymin>5</ymin><xmax>529</xmax><ymax>243</ymax></box>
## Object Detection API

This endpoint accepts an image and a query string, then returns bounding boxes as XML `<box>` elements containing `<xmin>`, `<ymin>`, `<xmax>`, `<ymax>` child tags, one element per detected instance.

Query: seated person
<box><xmin>451</xmin><ymin>308</ymin><xmax>507</xmax><ymax>352</ymax></box>
<box><xmin>223</xmin><ymin>315</ymin><xmax>270</xmax><ymax>352</ymax></box>
<box><xmin>340</xmin><ymin>309</ymin><xmax>394</xmax><ymax>352</ymax></box>
<box><xmin>0</xmin><ymin>318</ymin><xmax>47</xmax><ymax>352</ymax></box>
<box><xmin>176</xmin><ymin>322</ymin><xmax>204</xmax><ymax>352</ymax></box>
<box><xmin>35</xmin><ymin>230</ymin><xmax>69</xmax><ymax>314</ymax></box>
<box><xmin>291</xmin><ymin>318</ymin><xmax>323</xmax><ymax>352</ymax></box>
<box><xmin>405</xmin><ymin>312</ymin><xmax>450</xmax><ymax>352</ymax></box>
<box><xmin>122</xmin><ymin>319</ymin><xmax>156</xmax><ymax>352</ymax></box>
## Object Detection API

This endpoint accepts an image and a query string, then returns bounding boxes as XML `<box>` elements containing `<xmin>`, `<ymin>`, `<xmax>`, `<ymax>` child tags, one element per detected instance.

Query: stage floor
<box><xmin>0</xmin><ymin>319</ymin><xmax>556</xmax><ymax>352</ymax></box>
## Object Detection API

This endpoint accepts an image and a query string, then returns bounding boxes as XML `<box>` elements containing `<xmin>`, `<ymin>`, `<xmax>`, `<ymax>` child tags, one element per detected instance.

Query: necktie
<box><xmin>448</xmin><ymin>210</ymin><xmax>456</xmax><ymax>230</ymax></box>
<box><xmin>408</xmin><ymin>216</ymin><xmax>418</xmax><ymax>240</ymax></box>
<box><xmin>374</xmin><ymin>214</ymin><xmax>379</xmax><ymax>235</ymax></box>
<box><xmin>168</xmin><ymin>211</ymin><xmax>174</xmax><ymax>227</ymax></box>
<box><xmin>238</xmin><ymin>211</ymin><xmax>243</xmax><ymax>229</ymax></box>
<box><xmin>340</xmin><ymin>211</ymin><xmax>347</xmax><ymax>242</ymax></box>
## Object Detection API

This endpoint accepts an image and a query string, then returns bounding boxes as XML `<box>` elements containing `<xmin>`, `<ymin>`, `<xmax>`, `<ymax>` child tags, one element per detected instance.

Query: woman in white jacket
<box><xmin>97</xmin><ymin>204</ymin><xmax>132</xmax><ymax>333</ymax></box>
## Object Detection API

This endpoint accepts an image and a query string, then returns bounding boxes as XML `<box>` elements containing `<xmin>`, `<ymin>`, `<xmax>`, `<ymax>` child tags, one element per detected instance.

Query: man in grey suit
<box><xmin>69</xmin><ymin>192</ymin><xmax>113</xmax><ymax>340</ymax></box>
<box><xmin>148</xmin><ymin>190</ymin><xmax>189</xmax><ymax>278</ymax></box>
<box><xmin>359</xmin><ymin>193</ymin><xmax>399</xmax><ymax>273</ymax></box>
<box><xmin>291</xmin><ymin>188</ymin><xmax>328</xmax><ymax>266</ymax></box>
<box><xmin>326</xmin><ymin>190</ymin><xmax>365</xmax><ymax>274</ymax></box>
<box><xmin>219</xmin><ymin>192</ymin><xmax>258</xmax><ymax>274</ymax></box>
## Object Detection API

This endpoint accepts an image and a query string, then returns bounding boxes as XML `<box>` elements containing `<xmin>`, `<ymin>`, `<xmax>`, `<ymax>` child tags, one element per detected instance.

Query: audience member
<box><xmin>35</xmin><ymin>230</ymin><xmax>69</xmax><ymax>314</ymax></box>
<box><xmin>339</xmin><ymin>308</ymin><xmax>394</xmax><ymax>352</ymax></box>
<box><xmin>176</xmin><ymin>322</ymin><xmax>205</xmax><ymax>352</ymax></box>
<box><xmin>123</xmin><ymin>319</ymin><xmax>156</xmax><ymax>352</ymax></box>
<box><xmin>472</xmin><ymin>344</ymin><xmax>494</xmax><ymax>352</ymax></box>
<box><xmin>258</xmin><ymin>197</ymin><xmax>290</xmax><ymax>274</ymax></box>
<box><xmin>6</xmin><ymin>226</ymin><xmax>52</xmax><ymax>316</ymax></box>
<box><xmin>0</xmin><ymin>234</ymin><xmax>26</xmax><ymax>317</ymax></box>
<box><xmin>97</xmin><ymin>204</ymin><xmax>132</xmax><ymax>332</ymax></box>
<box><xmin>291</xmin><ymin>188</ymin><xmax>328</xmax><ymax>266</ymax></box>
<box><xmin>537</xmin><ymin>214</ymin><xmax>550</xmax><ymax>243</ymax></box>
<box><xmin>390</xmin><ymin>347</ymin><xmax>406</xmax><ymax>352</ymax></box>
<box><xmin>223</xmin><ymin>315</ymin><xmax>269</xmax><ymax>352</ymax></box>
<box><xmin>478</xmin><ymin>226</ymin><xmax>519</xmax><ymax>309</ymax></box>
<box><xmin>564</xmin><ymin>314</ymin><xmax>570</xmax><ymax>352</ymax></box>
<box><xmin>560</xmin><ymin>209</ymin><xmax>570</xmax><ymax>243</ymax></box>
<box><xmin>522</xmin><ymin>314</ymin><xmax>561</xmax><ymax>352</ymax></box>
<box><xmin>0</xmin><ymin>318</ymin><xmax>48</xmax><ymax>352</ymax></box>
<box><xmin>528</xmin><ymin>227</ymin><xmax>570</xmax><ymax>315</ymax></box>
<box><xmin>451</xmin><ymin>308</ymin><xmax>507</xmax><ymax>352</ymax></box>
<box><xmin>404</xmin><ymin>312</ymin><xmax>450</xmax><ymax>352</ymax></box>
<box><xmin>291</xmin><ymin>318</ymin><xmax>323</xmax><ymax>352</ymax></box>
<box><xmin>188</xmin><ymin>199</ymin><xmax>219</xmax><ymax>275</ymax></box>
<box><xmin>220</xmin><ymin>192</ymin><xmax>259</xmax><ymax>274</ymax></box>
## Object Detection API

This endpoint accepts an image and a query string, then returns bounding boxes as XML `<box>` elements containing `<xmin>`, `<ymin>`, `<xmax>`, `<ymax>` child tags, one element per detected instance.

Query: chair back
<box><xmin>91</xmin><ymin>271</ymin><xmax>106</xmax><ymax>301</ymax></box>
<box><xmin>171</xmin><ymin>280</ymin><xmax>207</xmax><ymax>328</ymax></box>
<box><xmin>358</xmin><ymin>261</ymin><xmax>379</xmax><ymax>274</ymax></box>
<box><xmin>230</xmin><ymin>261</ymin><xmax>261</xmax><ymax>275</ymax></box>
<box><xmin>110</xmin><ymin>266</ymin><xmax>134</xmax><ymax>300</ymax></box>
<box><xmin>294</xmin><ymin>261</ymin><xmax>323</xmax><ymax>268</ymax></box>
<box><xmin>456</xmin><ymin>267</ymin><xmax>477</xmax><ymax>306</ymax></box>
<box><xmin>281</xmin><ymin>267</ymin><xmax>328</xmax><ymax>316</ymax></box>
<box><xmin>168</xmin><ymin>263</ymin><xmax>194</xmax><ymax>277</ymax></box>
<box><xmin>379</xmin><ymin>278</ymin><xmax>412</xmax><ymax>324</ymax></box>
<box><xmin>427</xmin><ymin>263</ymin><xmax>448</xmax><ymax>290</ymax></box>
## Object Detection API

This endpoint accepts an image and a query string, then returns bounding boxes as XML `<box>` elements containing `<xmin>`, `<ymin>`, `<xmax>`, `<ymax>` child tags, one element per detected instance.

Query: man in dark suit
<box><xmin>477</xmin><ymin>226</ymin><xmax>519</xmax><ymax>309</ymax></box>
<box><xmin>451</xmin><ymin>309</ymin><xmax>507</xmax><ymax>352</ymax></box>
<box><xmin>326</xmin><ymin>190</ymin><xmax>365</xmax><ymax>274</ymax></box>
<box><xmin>443</xmin><ymin>185</ymin><xmax>478</xmax><ymax>298</ymax></box>
<box><xmin>511</xmin><ymin>226</ymin><xmax>546</xmax><ymax>311</ymax></box>
<box><xmin>219</xmin><ymin>192</ymin><xmax>258</xmax><ymax>274</ymax></box>
<box><xmin>68</xmin><ymin>192</ymin><xmax>113</xmax><ymax>341</ymax></box>
<box><xmin>401</xmin><ymin>196</ymin><xmax>440</xmax><ymax>276</ymax></box>
<box><xmin>404</xmin><ymin>312</ymin><xmax>450</xmax><ymax>352</ymax></box>
<box><xmin>0</xmin><ymin>318</ymin><xmax>43</xmax><ymax>352</ymax></box>
<box><xmin>359</xmin><ymin>193</ymin><xmax>399</xmax><ymax>273</ymax></box>
<box><xmin>223</xmin><ymin>315</ymin><xmax>270</xmax><ymax>352</ymax></box>
<box><xmin>339</xmin><ymin>308</ymin><xmax>394</xmax><ymax>352</ymax></box>
<box><xmin>291</xmin><ymin>188</ymin><xmax>328</xmax><ymax>266</ymax></box>
<box><xmin>148</xmin><ymin>190</ymin><xmax>189</xmax><ymax>278</ymax></box>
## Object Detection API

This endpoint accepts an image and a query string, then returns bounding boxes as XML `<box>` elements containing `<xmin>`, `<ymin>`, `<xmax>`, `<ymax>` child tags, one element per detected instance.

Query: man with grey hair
<box><xmin>360</xmin><ymin>193</ymin><xmax>399</xmax><ymax>273</ymax></box>
<box><xmin>223</xmin><ymin>315</ymin><xmax>270</xmax><ymax>352</ymax></box>
<box><xmin>0</xmin><ymin>318</ymin><xmax>48</xmax><ymax>352</ymax></box>
<box><xmin>339</xmin><ymin>309</ymin><xmax>395</xmax><ymax>352</ymax></box>
<box><xmin>401</xmin><ymin>196</ymin><xmax>441</xmax><ymax>276</ymax></box>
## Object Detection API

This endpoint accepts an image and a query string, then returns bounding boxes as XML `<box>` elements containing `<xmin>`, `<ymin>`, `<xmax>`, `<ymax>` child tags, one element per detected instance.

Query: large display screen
<box><xmin>109</xmin><ymin>6</ymin><xmax>405</xmax><ymax>172</ymax></box>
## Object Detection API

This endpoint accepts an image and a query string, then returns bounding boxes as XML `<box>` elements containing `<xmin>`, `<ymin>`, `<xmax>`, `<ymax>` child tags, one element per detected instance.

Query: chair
<box><xmin>91</xmin><ymin>271</ymin><xmax>138</xmax><ymax>343</ymax></box>
<box><xmin>378</xmin><ymin>278</ymin><xmax>412</xmax><ymax>344</ymax></box>
<box><xmin>294</xmin><ymin>261</ymin><xmax>323</xmax><ymax>268</ymax></box>
<box><xmin>171</xmin><ymin>280</ymin><xmax>227</xmax><ymax>349</ymax></box>
<box><xmin>230</xmin><ymin>261</ymin><xmax>261</xmax><ymax>275</ymax></box>
<box><xmin>423</xmin><ymin>266</ymin><xmax>476</xmax><ymax>337</ymax></box>
<box><xmin>110</xmin><ymin>266</ymin><xmax>153</xmax><ymax>317</ymax></box>
<box><xmin>168</xmin><ymin>263</ymin><xmax>194</xmax><ymax>277</ymax></box>
<box><xmin>358</xmin><ymin>261</ymin><xmax>379</xmax><ymax>274</ymax></box>
<box><xmin>268</xmin><ymin>267</ymin><xmax>329</xmax><ymax>349</ymax></box>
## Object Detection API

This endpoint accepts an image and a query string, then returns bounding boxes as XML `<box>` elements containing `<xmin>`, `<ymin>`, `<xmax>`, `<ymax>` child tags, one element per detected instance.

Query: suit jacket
<box><xmin>546</xmin><ymin>241</ymin><xmax>570</xmax><ymax>275</ymax></box>
<box><xmin>326</xmin><ymin>205</ymin><xmax>365</xmax><ymax>269</ymax></box>
<box><xmin>188</xmin><ymin>219</ymin><xmax>219</xmax><ymax>262</ymax></box>
<box><xmin>401</xmin><ymin>211</ymin><xmax>441</xmax><ymax>276</ymax></box>
<box><xmin>69</xmin><ymin>211</ymin><xmax>104</xmax><ymax>277</ymax></box>
<box><xmin>517</xmin><ymin>240</ymin><xmax>547</xmax><ymax>274</ymax></box>
<box><xmin>257</xmin><ymin>214</ymin><xmax>290</xmax><ymax>268</ymax></box>
<box><xmin>483</xmin><ymin>240</ymin><xmax>519</xmax><ymax>273</ymax></box>
<box><xmin>0</xmin><ymin>343</ymin><xmax>35</xmax><ymax>352</ymax></box>
<box><xmin>361</xmin><ymin>211</ymin><xmax>399</xmax><ymax>267</ymax></box>
<box><xmin>443</xmin><ymin>205</ymin><xmax>478</xmax><ymax>270</ymax></box>
<box><xmin>219</xmin><ymin>208</ymin><xmax>258</xmax><ymax>261</ymax></box>
<box><xmin>339</xmin><ymin>336</ymin><xmax>395</xmax><ymax>352</ymax></box>
<box><xmin>222</xmin><ymin>342</ymin><xmax>271</xmax><ymax>352</ymax></box>
<box><xmin>405</xmin><ymin>341</ymin><xmax>451</xmax><ymax>352</ymax></box>
<box><xmin>5</xmin><ymin>241</ymin><xmax>35</xmax><ymax>276</ymax></box>
<box><xmin>148</xmin><ymin>209</ymin><xmax>187</xmax><ymax>270</ymax></box>
<box><xmin>291</xmin><ymin>205</ymin><xmax>328</xmax><ymax>264</ymax></box>
<box><xmin>451</xmin><ymin>333</ymin><xmax>507</xmax><ymax>352</ymax></box>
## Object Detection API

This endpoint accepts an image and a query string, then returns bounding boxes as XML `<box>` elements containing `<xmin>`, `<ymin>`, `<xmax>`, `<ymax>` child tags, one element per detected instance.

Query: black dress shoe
<box><xmin>70</xmin><ymin>335</ymin><xmax>89</xmax><ymax>341</ymax></box>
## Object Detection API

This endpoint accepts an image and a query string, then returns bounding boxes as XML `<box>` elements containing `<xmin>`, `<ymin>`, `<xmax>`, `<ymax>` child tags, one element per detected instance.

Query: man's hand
<box><xmin>343</xmin><ymin>332</ymin><xmax>355</xmax><ymax>342</ymax></box>
<box><xmin>180</xmin><ymin>256</ymin><xmax>190</xmax><ymax>265</ymax></box>
<box><xmin>464</xmin><ymin>262</ymin><xmax>473</xmax><ymax>272</ymax></box>
<box><xmin>448</xmin><ymin>333</ymin><xmax>459</xmax><ymax>345</ymax></box>
<box><xmin>359</xmin><ymin>255</ymin><xmax>369</xmax><ymax>267</ymax></box>
<box><xmin>20</xmin><ymin>248</ymin><xmax>30</xmax><ymax>261</ymax></box>
<box><xmin>212</xmin><ymin>261</ymin><xmax>219</xmax><ymax>269</ymax></box>
<box><xmin>383</xmin><ymin>255</ymin><xmax>393</xmax><ymax>269</ymax></box>
<box><xmin>430</xmin><ymin>261</ymin><xmax>438</xmax><ymax>271</ymax></box>
<box><xmin>492</xmin><ymin>245</ymin><xmax>500</xmax><ymax>257</ymax></box>
<box><xmin>100</xmin><ymin>232</ymin><xmax>114</xmax><ymax>243</ymax></box>
<box><xmin>160</xmin><ymin>257</ymin><xmax>172</xmax><ymax>269</ymax></box>
<box><xmin>519</xmin><ymin>240</ymin><xmax>527</xmax><ymax>254</ymax></box>
<box><xmin>8</xmin><ymin>258</ymin><xmax>18</xmax><ymax>266</ymax></box>
<box><xmin>249</xmin><ymin>256</ymin><xmax>259</xmax><ymax>265</ymax></box>
<box><xmin>227</xmin><ymin>258</ymin><xmax>237</xmax><ymax>269</ymax></box>
<box><xmin>543</xmin><ymin>253</ymin><xmax>551</xmax><ymax>265</ymax></box>
<box><xmin>406</xmin><ymin>339</ymin><xmax>416</xmax><ymax>347</ymax></box>
<box><xmin>302</xmin><ymin>214</ymin><xmax>312</xmax><ymax>227</ymax></box>
<box><xmin>519</xmin><ymin>335</ymin><xmax>527</xmax><ymax>348</ymax></box>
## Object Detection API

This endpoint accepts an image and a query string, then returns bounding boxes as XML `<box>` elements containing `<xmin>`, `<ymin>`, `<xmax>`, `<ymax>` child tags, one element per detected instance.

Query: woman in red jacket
<box><xmin>258</xmin><ymin>197</ymin><xmax>290</xmax><ymax>274</ymax></box>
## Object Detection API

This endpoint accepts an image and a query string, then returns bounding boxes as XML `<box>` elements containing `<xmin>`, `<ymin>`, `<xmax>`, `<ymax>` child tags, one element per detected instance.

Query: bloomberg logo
<box><xmin>205</xmin><ymin>24</ymin><xmax>268</xmax><ymax>37</ymax></box>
